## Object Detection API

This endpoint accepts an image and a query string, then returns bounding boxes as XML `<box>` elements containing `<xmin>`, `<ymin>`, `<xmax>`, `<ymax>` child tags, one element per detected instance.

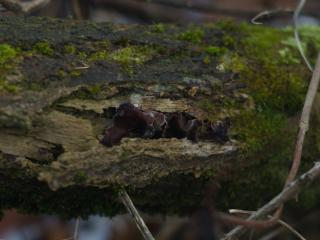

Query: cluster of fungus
<box><xmin>101</xmin><ymin>103</ymin><xmax>230</xmax><ymax>147</ymax></box>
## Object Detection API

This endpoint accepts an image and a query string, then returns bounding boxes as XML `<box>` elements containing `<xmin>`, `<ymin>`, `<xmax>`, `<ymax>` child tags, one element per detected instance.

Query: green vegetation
<box><xmin>152</xmin><ymin>23</ymin><xmax>165</xmax><ymax>33</ymax></box>
<box><xmin>205</xmin><ymin>45</ymin><xmax>226</xmax><ymax>56</ymax></box>
<box><xmin>89</xmin><ymin>50</ymin><xmax>109</xmax><ymax>61</ymax></box>
<box><xmin>64</xmin><ymin>44</ymin><xmax>76</xmax><ymax>54</ymax></box>
<box><xmin>33</xmin><ymin>41</ymin><xmax>54</xmax><ymax>56</ymax></box>
<box><xmin>88</xmin><ymin>44</ymin><xmax>158</xmax><ymax>74</ymax></box>
<box><xmin>0</xmin><ymin>44</ymin><xmax>17</xmax><ymax>63</ymax></box>
<box><xmin>0</xmin><ymin>44</ymin><xmax>19</xmax><ymax>93</ymax></box>
<box><xmin>203</xmin><ymin>22</ymin><xmax>320</xmax><ymax>210</ymax></box>
<box><xmin>0</xmin><ymin>79</ymin><xmax>19</xmax><ymax>93</ymax></box>
<box><xmin>110</xmin><ymin>46</ymin><xmax>155</xmax><ymax>65</ymax></box>
<box><xmin>178</xmin><ymin>26</ymin><xmax>204</xmax><ymax>43</ymax></box>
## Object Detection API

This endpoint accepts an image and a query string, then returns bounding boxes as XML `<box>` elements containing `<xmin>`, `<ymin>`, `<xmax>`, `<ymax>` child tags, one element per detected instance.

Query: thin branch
<box><xmin>118</xmin><ymin>189</ymin><xmax>155</xmax><ymax>240</ymax></box>
<box><xmin>221</xmin><ymin>161</ymin><xmax>320</xmax><ymax>239</ymax></box>
<box><xmin>285</xmin><ymin>52</ymin><xmax>320</xmax><ymax>186</ymax></box>
<box><xmin>73</xmin><ymin>217</ymin><xmax>80</xmax><ymax>240</ymax></box>
<box><xmin>251</xmin><ymin>0</ymin><xmax>313</xmax><ymax>72</ymax></box>
<box><xmin>0</xmin><ymin>0</ymin><xmax>50</xmax><ymax>14</ymax></box>
<box><xmin>62</xmin><ymin>217</ymin><xmax>80</xmax><ymax>240</ymax></box>
<box><xmin>229</xmin><ymin>209</ymin><xmax>306</xmax><ymax>240</ymax></box>
<box><xmin>251</xmin><ymin>9</ymin><xmax>293</xmax><ymax>24</ymax></box>
<box><xmin>293</xmin><ymin>0</ymin><xmax>313</xmax><ymax>72</ymax></box>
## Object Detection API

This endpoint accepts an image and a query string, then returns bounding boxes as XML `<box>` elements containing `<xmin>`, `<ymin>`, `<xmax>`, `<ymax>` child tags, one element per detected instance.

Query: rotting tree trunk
<box><xmin>0</xmin><ymin>17</ymin><xmax>320</xmax><ymax>218</ymax></box>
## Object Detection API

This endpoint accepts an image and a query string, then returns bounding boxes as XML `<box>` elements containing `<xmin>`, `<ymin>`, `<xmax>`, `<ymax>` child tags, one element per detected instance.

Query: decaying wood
<box><xmin>0</xmin><ymin>16</ymin><xmax>319</xmax><ymax>218</ymax></box>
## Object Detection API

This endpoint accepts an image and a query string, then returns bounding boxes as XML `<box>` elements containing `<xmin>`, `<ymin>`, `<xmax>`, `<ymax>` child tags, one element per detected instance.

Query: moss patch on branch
<box><xmin>0</xmin><ymin>44</ymin><xmax>20</xmax><ymax>93</ymax></box>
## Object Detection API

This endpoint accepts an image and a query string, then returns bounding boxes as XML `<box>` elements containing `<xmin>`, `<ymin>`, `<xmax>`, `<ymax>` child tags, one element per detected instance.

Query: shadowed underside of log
<box><xmin>0</xmin><ymin>17</ymin><xmax>320</xmax><ymax>218</ymax></box>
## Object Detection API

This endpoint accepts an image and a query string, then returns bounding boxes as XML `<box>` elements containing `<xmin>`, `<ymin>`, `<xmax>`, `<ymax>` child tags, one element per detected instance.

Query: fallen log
<box><xmin>0</xmin><ymin>17</ymin><xmax>319</xmax><ymax>217</ymax></box>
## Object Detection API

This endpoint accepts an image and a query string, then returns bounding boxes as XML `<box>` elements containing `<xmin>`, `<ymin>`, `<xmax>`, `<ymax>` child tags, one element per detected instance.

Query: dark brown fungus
<box><xmin>101</xmin><ymin>103</ymin><xmax>166</xmax><ymax>146</ymax></box>
<box><xmin>164</xmin><ymin>113</ymin><xmax>202</xmax><ymax>141</ymax></box>
<box><xmin>203</xmin><ymin>118</ymin><xmax>230</xmax><ymax>143</ymax></box>
<box><xmin>100</xmin><ymin>103</ymin><xmax>230</xmax><ymax>147</ymax></box>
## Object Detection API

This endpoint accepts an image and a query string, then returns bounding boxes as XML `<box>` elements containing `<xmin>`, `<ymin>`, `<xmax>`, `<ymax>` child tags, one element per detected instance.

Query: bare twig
<box><xmin>62</xmin><ymin>217</ymin><xmax>80</xmax><ymax>240</ymax></box>
<box><xmin>74</xmin><ymin>63</ymin><xmax>89</xmax><ymax>70</ymax></box>
<box><xmin>0</xmin><ymin>0</ymin><xmax>50</xmax><ymax>14</ymax></box>
<box><xmin>293</xmin><ymin>0</ymin><xmax>313</xmax><ymax>72</ymax></box>
<box><xmin>251</xmin><ymin>9</ymin><xmax>293</xmax><ymax>24</ymax></box>
<box><xmin>73</xmin><ymin>217</ymin><xmax>80</xmax><ymax>240</ymax></box>
<box><xmin>251</xmin><ymin>0</ymin><xmax>313</xmax><ymax>72</ymax></box>
<box><xmin>229</xmin><ymin>209</ymin><xmax>306</xmax><ymax>240</ymax></box>
<box><xmin>222</xmin><ymin>162</ymin><xmax>320</xmax><ymax>239</ymax></box>
<box><xmin>222</xmin><ymin>161</ymin><xmax>320</xmax><ymax>239</ymax></box>
<box><xmin>118</xmin><ymin>189</ymin><xmax>155</xmax><ymax>240</ymax></box>
<box><xmin>285</xmin><ymin>53</ymin><xmax>320</xmax><ymax>186</ymax></box>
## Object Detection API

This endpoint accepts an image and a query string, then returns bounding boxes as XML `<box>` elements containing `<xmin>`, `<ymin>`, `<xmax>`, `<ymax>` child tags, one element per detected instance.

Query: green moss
<box><xmin>110</xmin><ymin>46</ymin><xmax>157</xmax><ymax>74</ymax></box>
<box><xmin>205</xmin><ymin>46</ymin><xmax>226</xmax><ymax>56</ymax></box>
<box><xmin>0</xmin><ymin>44</ymin><xmax>17</xmax><ymax>63</ymax></box>
<box><xmin>70</xmin><ymin>70</ymin><xmax>82</xmax><ymax>77</ymax></box>
<box><xmin>96</xmin><ymin>40</ymin><xmax>110</xmax><ymax>49</ymax></box>
<box><xmin>110</xmin><ymin>46</ymin><xmax>154</xmax><ymax>65</ymax></box>
<box><xmin>0</xmin><ymin>79</ymin><xmax>19</xmax><ymax>93</ymax></box>
<box><xmin>198</xmin><ymin>22</ymin><xmax>314</xmax><ymax>209</ymax></box>
<box><xmin>87</xmin><ymin>85</ymin><xmax>101</xmax><ymax>95</ymax></box>
<box><xmin>152</xmin><ymin>23</ymin><xmax>165</xmax><ymax>33</ymax></box>
<box><xmin>88</xmin><ymin>45</ymin><xmax>157</xmax><ymax>75</ymax></box>
<box><xmin>89</xmin><ymin>50</ymin><xmax>109</xmax><ymax>61</ymax></box>
<box><xmin>203</xmin><ymin>55</ymin><xmax>211</xmax><ymax>64</ymax></box>
<box><xmin>78</xmin><ymin>51</ymin><xmax>88</xmax><ymax>59</ymax></box>
<box><xmin>231</xmin><ymin>110</ymin><xmax>289</xmax><ymax>153</ymax></box>
<box><xmin>178</xmin><ymin>26</ymin><xmax>204</xmax><ymax>44</ymax></box>
<box><xmin>283</xmin><ymin>26</ymin><xmax>320</xmax><ymax>64</ymax></box>
<box><xmin>0</xmin><ymin>44</ymin><xmax>20</xmax><ymax>94</ymax></box>
<box><xmin>224</xmin><ymin>25</ymin><xmax>308</xmax><ymax>115</ymax></box>
<box><xmin>33</xmin><ymin>41</ymin><xmax>54</xmax><ymax>56</ymax></box>
<box><xmin>64</xmin><ymin>44</ymin><xmax>76</xmax><ymax>54</ymax></box>
<box><xmin>57</xmin><ymin>69</ymin><xmax>67</xmax><ymax>78</ymax></box>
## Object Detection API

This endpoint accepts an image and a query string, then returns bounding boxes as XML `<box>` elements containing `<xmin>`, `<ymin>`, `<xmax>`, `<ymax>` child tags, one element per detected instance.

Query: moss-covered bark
<box><xmin>0</xmin><ymin>17</ymin><xmax>320</xmax><ymax>218</ymax></box>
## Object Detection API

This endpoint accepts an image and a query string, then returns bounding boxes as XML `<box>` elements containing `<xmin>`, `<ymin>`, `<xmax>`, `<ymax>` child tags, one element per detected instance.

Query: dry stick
<box><xmin>293</xmin><ymin>0</ymin><xmax>313</xmax><ymax>72</ymax></box>
<box><xmin>251</xmin><ymin>0</ymin><xmax>312</xmax><ymax>72</ymax></box>
<box><xmin>118</xmin><ymin>189</ymin><xmax>155</xmax><ymax>240</ymax></box>
<box><xmin>222</xmin><ymin>53</ymin><xmax>320</xmax><ymax>239</ymax></box>
<box><xmin>221</xmin><ymin>162</ymin><xmax>320</xmax><ymax>240</ymax></box>
<box><xmin>229</xmin><ymin>209</ymin><xmax>306</xmax><ymax>240</ymax></box>
<box><xmin>62</xmin><ymin>217</ymin><xmax>80</xmax><ymax>240</ymax></box>
<box><xmin>73</xmin><ymin>217</ymin><xmax>80</xmax><ymax>240</ymax></box>
<box><xmin>251</xmin><ymin>9</ymin><xmax>293</xmax><ymax>24</ymax></box>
